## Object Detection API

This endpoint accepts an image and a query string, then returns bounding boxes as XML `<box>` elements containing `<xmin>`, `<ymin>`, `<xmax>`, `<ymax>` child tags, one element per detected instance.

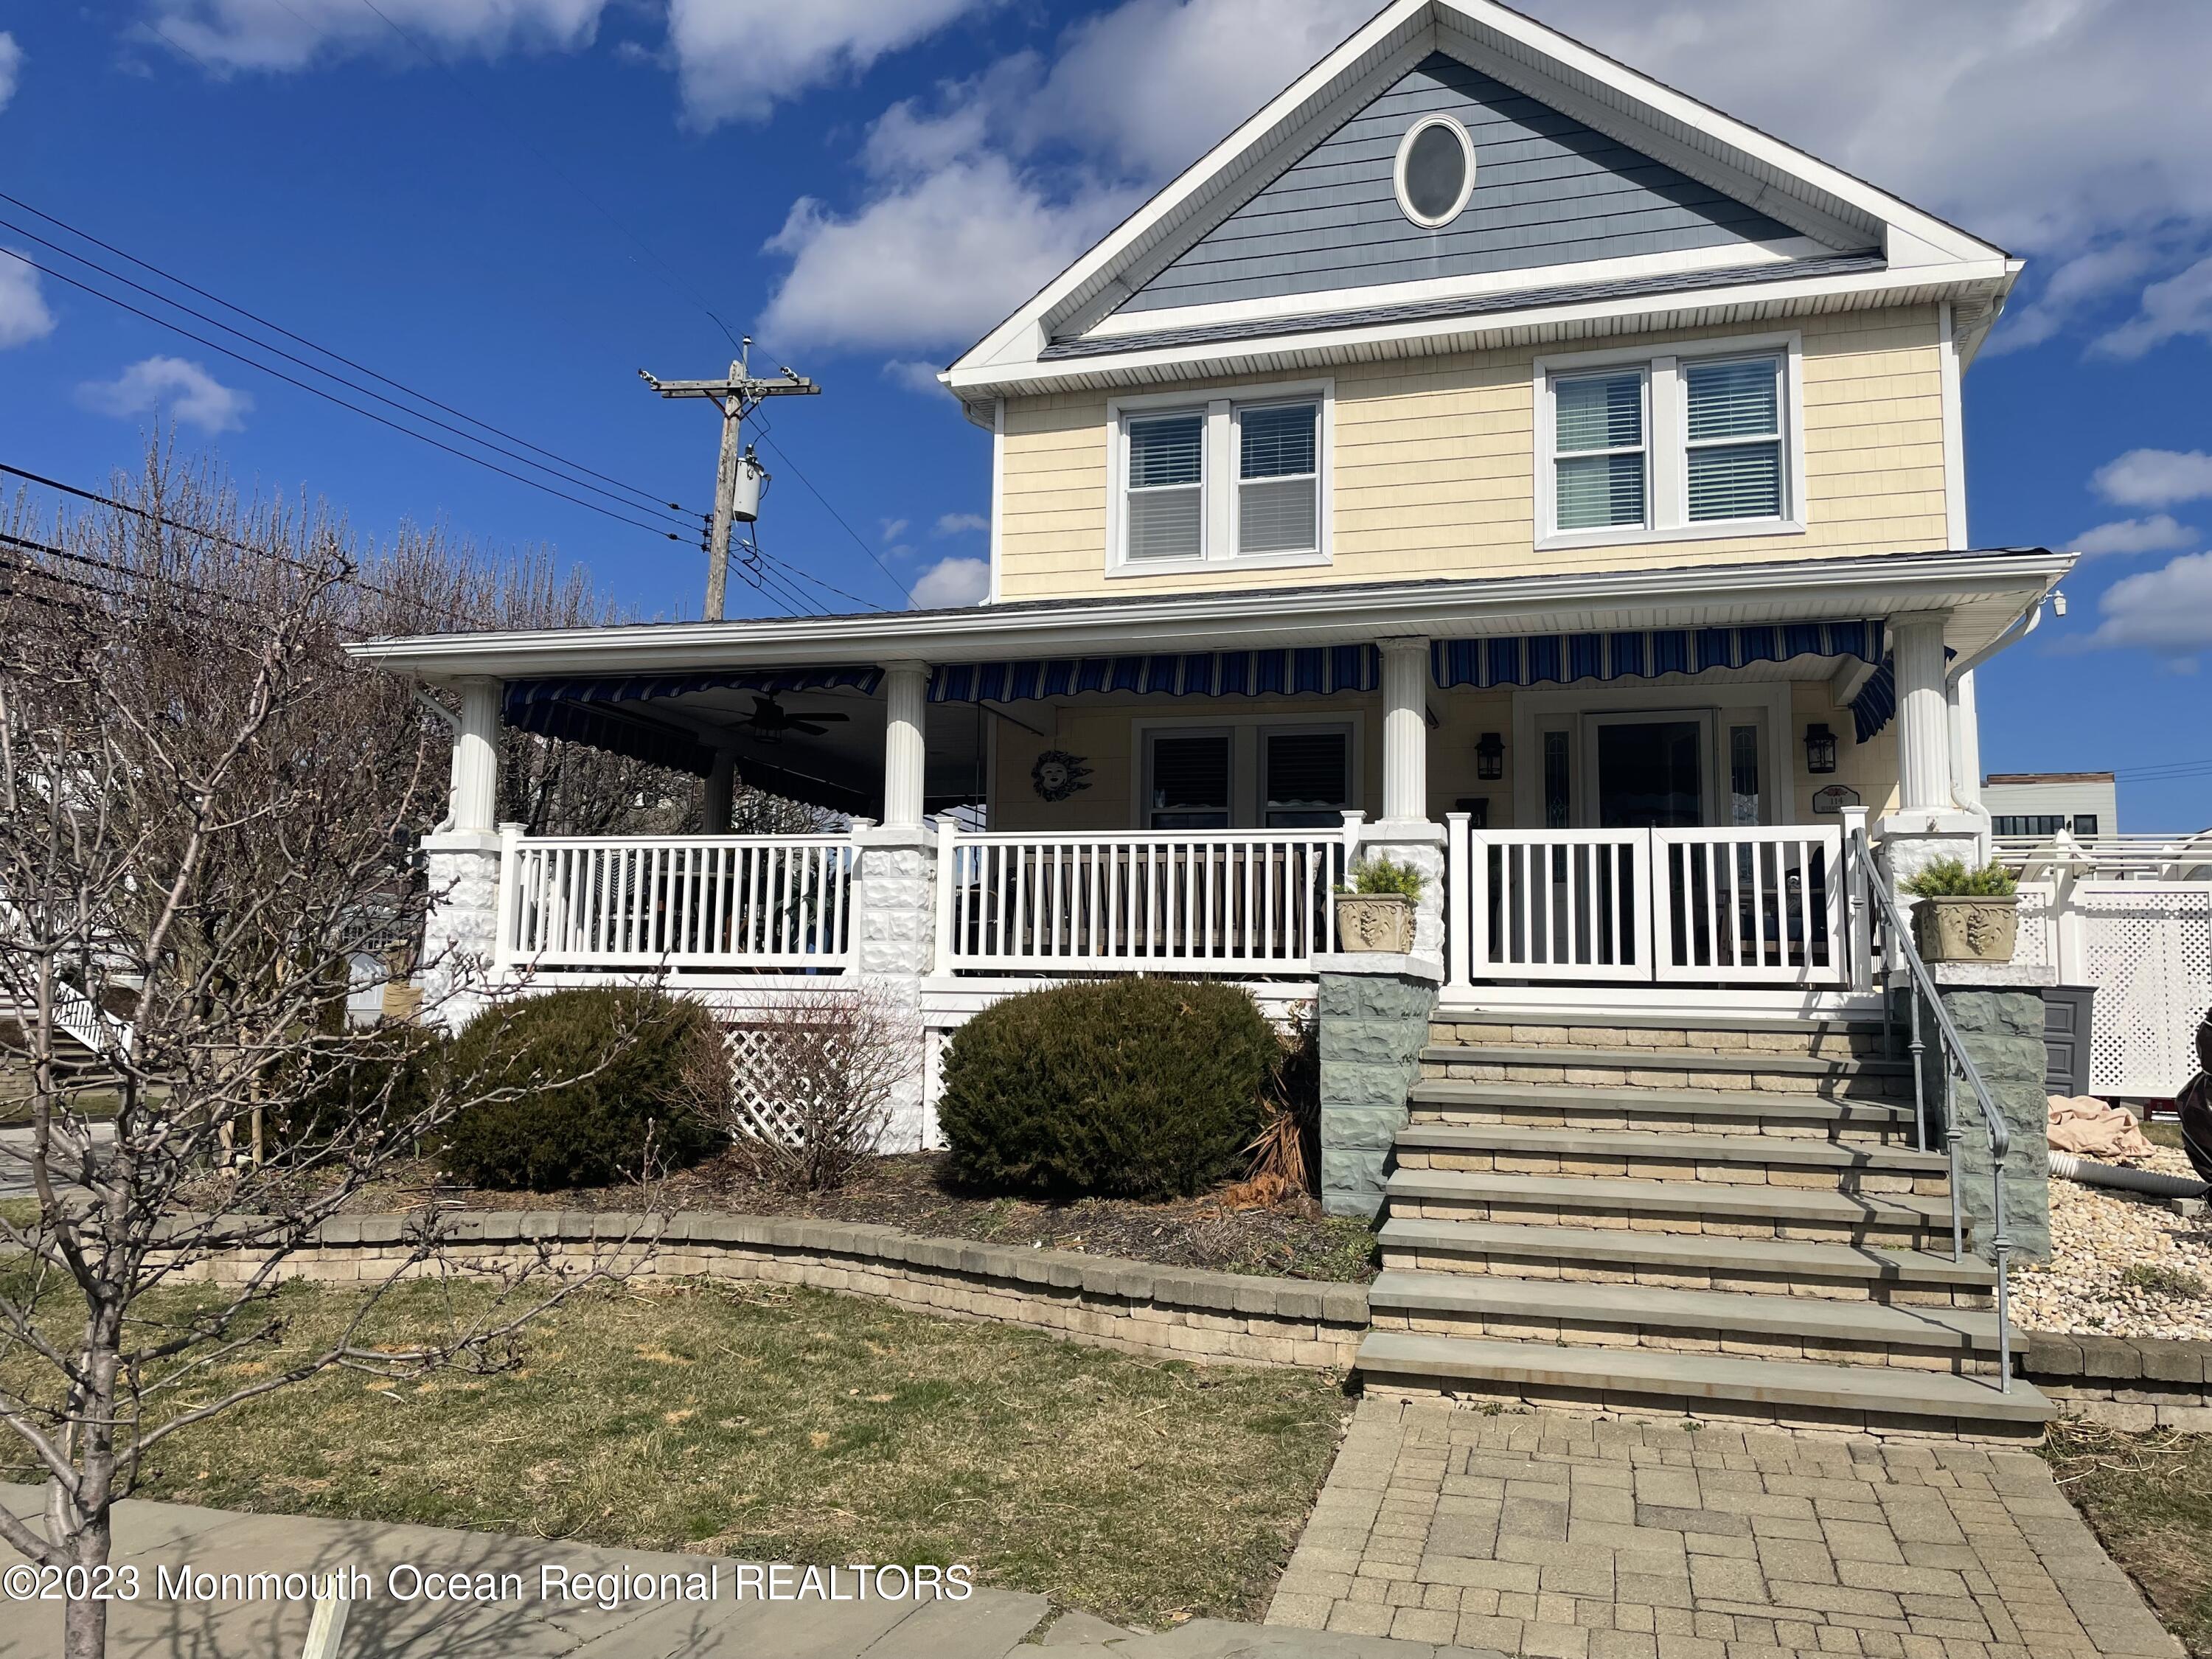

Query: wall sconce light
<box><xmin>1475</xmin><ymin>731</ymin><xmax>1505</xmax><ymax>782</ymax></box>
<box><xmin>1804</xmin><ymin>722</ymin><xmax>1838</xmax><ymax>776</ymax></box>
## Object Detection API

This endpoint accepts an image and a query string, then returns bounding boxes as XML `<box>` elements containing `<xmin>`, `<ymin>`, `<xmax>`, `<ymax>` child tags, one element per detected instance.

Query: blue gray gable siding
<box><xmin>1117</xmin><ymin>52</ymin><xmax>1808</xmax><ymax>317</ymax></box>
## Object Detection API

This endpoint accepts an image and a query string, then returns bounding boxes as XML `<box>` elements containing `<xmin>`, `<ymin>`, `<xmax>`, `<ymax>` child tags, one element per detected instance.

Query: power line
<box><xmin>752</xmin><ymin>434</ymin><xmax>915</xmax><ymax>606</ymax></box>
<box><xmin>0</xmin><ymin>246</ymin><xmax>688</xmax><ymax>546</ymax></box>
<box><xmin>0</xmin><ymin>191</ymin><xmax>696</xmax><ymax>524</ymax></box>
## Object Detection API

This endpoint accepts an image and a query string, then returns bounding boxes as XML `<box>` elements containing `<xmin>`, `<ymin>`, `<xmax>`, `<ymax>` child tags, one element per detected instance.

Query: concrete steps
<box><xmin>1355</xmin><ymin>1330</ymin><xmax>2051</xmax><ymax>1438</ymax></box>
<box><xmin>1368</xmin><ymin>1268</ymin><xmax>2011</xmax><ymax>1374</ymax></box>
<box><xmin>1408</xmin><ymin>1078</ymin><xmax>1917</xmax><ymax>1144</ymax></box>
<box><xmin>1377</xmin><ymin>1216</ymin><xmax>1996</xmax><ymax>1306</ymax></box>
<box><xmin>1349</xmin><ymin>1013</ymin><xmax>2052</xmax><ymax>1437</ymax></box>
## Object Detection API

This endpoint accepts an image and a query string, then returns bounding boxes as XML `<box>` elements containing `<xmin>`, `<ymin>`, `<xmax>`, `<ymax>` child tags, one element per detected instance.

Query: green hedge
<box><xmin>936</xmin><ymin>978</ymin><xmax>1276</xmax><ymax>1199</ymax></box>
<box><xmin>439</xmin><ymin>987</ymin><xmax>723</xmax><ymax>1190</ymax></box>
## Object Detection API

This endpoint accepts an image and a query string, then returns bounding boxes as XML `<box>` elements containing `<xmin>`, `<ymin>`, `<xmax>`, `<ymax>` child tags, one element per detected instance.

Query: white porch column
<box><xmin>418</xmin><ymin>674</ymin><xmax>506</xmax><ymax>1032</ymax></box>
<box><xmin>1361</xmin><ymin>637</ymin><xmax>1444</xmax><ymax>971</ymax></box>
<box><xmin>882</xmin><ymin>660</ymin><xmax>928</xmax><ymax>830</ymax></box>
<box><xmin>1380</xmin><ymin>637</ymin><xmax>1429</xmax><ymax>822</ymax></box>
<box><xmin>1893</xmin><ymin>612</ymin><xmax>1952</xmax><ymax>813</ymax></box>
<box><xmin>702</xmin><ymin>750</ymin><xmax>734</xmax><ymax>834</ymax></box>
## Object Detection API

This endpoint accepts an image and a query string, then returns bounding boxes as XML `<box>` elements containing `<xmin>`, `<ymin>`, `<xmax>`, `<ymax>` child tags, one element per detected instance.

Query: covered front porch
<box><xmin>355</xmin><ymin>549</ymin><xmax>2067</xmax><ymax>1018</ymax></box>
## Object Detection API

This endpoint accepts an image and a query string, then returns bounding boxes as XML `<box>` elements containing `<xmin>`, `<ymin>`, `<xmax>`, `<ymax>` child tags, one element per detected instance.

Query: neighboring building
<box><xmin>1985</xmin><ymin>771</ymin><xmax>2117</xmax><ymax>839</ymax></box>
<box><xmin>352</xmin><ymin>0</ymin><xmax>2072</xmax><ymax>1436</ymax></box>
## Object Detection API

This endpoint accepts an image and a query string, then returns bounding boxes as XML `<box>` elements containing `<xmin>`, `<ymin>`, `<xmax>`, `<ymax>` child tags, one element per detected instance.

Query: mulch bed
<box><xmin>341</xmin><ymin>1150</ymin><xmax>1380</xmax><ymax>1284</ymax></box>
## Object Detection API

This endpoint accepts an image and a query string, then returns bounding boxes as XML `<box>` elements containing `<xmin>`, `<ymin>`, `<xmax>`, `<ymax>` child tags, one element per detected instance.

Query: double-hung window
<box><xmin>1113</xmin><ymin>382</ymin><xmax>1330</xmax><ymax>571</ymax></box>
<box><xmin>1538</xmin><ymin>336</ymin><xmax>1799</xmax><ymax>546</ymax></box>
<box><xmin>1262</xmin><ymin>727</ymin><xmax>1351</xmax><ymax>828</ymax></box>
<box><xmin>1146</xmin><ymin>731</ymin><xmax>1233</xmax><ymax>830</ymax></box>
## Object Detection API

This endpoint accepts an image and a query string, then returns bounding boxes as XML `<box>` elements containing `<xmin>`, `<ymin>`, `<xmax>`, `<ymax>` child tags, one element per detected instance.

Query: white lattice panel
<box><xmin>2074</xmin><ymin>884</ymin><xmax>2212</xmax><ymax>1097</ymax></box>
<box><xmin>2011</xmin><ymin>882</ymin><xmax>2056</xmax><ymax>970</ymax></box>
<box><xmin>720</xmin><ymin>1023</ymin><xmax>808</xmax><ymax>1145</ymax></box>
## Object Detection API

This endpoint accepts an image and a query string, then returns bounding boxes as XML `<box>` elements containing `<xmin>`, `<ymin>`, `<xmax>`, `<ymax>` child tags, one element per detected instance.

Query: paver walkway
<box><xmin>1267</xmin><ymin>1401</ymin><xmax>2181</xmax><ymax>1659</ymax></box>
<box><xmin>0</xmin><ymin>1484</ymin><xmax>1503</xmax><ymax>1659</ymax></box>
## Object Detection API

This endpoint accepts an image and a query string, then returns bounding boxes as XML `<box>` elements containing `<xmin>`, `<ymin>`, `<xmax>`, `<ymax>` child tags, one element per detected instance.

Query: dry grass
<box><xmin>2044</xmin><ymin>1420</ymin><xmax>2212</xmax><ymax>1655</ymax></box>
<box><xmin>0</xmin><ymin>1276</ymin><xmax>1350</xmax><ymax>1630</ymax></box>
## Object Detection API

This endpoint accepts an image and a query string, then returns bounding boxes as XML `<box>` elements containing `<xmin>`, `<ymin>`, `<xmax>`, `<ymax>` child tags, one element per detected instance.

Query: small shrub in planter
<box><xmin>937</xmin><ymin>977</ymin><xmax>1276</xmax><ymax>1199</ymax></box>
<box><xmin>1902</xmin><ymin>858</ymin><xmax>2020</xmax><ymax>963</ymax></box>
<box><xmin>439</xmin><ymin>986</ymin><xmax>725</xmax><ymax>1190</ymax></box>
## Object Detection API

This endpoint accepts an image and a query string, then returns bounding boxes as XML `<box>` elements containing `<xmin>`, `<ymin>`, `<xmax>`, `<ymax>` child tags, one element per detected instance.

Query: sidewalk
<box><xmin>0</xmin><ymin>1484</ymin><xmax>1507</xmax><ymax>1659</ymax></box>
<box><xmin>1268</xmin><ymin>1401</ymin><xmax>2180</xmax><ymax>1658</ymax></box>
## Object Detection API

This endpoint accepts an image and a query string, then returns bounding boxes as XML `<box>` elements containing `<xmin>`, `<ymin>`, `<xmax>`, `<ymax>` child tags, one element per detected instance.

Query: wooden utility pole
<box><xmin>641</xmin><ymin>338</ymin><xmax>818</xmax><ymax>620</ymax></box>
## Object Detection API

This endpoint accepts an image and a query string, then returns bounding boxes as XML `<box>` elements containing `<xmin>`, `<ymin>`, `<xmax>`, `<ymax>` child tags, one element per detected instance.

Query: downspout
<box><xmin>1943</xmin><ymin>595</ymin><xmax>2047</xmax><ymax>817</ymax></box>
<box><xmin>413</xmin><ymin>686</ymin><xmax>463</xmax><ymax>835</ymax></box>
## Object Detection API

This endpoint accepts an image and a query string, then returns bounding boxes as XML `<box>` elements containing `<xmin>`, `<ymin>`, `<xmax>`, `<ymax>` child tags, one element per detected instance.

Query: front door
<box><xmin>1591</xmin><ymin>714</ymin><xmax>1709</xmax><ymax>827</ymax></box>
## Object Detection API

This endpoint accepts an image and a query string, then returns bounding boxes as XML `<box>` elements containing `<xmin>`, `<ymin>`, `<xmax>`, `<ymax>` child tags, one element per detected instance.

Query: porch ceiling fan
<box><xmin>734</xmin><ymin>692</ymin><xmax>851</xmax><ymax>743</ymax></box>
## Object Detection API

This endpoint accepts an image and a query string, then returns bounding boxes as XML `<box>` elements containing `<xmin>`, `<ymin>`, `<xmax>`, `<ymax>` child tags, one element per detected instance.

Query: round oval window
<box><xmin>1397</xmin><ymin>117</ymin><xmax>1472</xmax><ymax>227</ymax></box>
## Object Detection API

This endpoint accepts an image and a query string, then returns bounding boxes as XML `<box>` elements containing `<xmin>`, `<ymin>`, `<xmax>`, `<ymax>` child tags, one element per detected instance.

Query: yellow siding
<box><xmin>996</xmin><ymin>305</ymin><xmax>1950</xmax><ymax>601</ymax></box>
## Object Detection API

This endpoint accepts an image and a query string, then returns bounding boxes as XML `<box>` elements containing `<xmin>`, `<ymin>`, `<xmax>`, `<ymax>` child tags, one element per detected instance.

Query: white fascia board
<box><xmin>947</xmin><ymin>0</ymin><xmax>1432</xmax><ymax>379</ymax></box>
<box><xmin>947</xmin><ymin>260</ymin><xmax>2014</xmax><ymax>401</ymax></box>
<box><xmin>348</xmin><ymin>549</ymin><xmax>2072</xmax><ymax>682</ymax></box>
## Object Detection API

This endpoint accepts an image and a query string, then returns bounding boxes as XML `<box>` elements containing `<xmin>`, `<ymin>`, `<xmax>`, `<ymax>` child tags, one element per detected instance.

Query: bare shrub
<box><xmin>724</xmin><ymin>986</ymin><xmax>920</xmax><ymax>1193</ymax></box>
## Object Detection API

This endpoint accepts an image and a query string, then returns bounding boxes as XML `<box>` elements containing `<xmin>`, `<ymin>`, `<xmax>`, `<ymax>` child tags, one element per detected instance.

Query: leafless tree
<box><xmin>0</xmin><ymin>452</ymin><xmax>663</xmax><ymax>1659</ymax></box>
<box><xmin>726</xmin><ymin>985</ymin><xmax>921</xmax><ymax>1193</ymax></box>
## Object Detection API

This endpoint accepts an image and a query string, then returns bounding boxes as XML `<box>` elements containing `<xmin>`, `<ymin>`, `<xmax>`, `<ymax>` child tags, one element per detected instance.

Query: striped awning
<box><xmin>928</xmin><ymin>645</ymin><xmax>1379</xmax><ymax>704</ymax></box>
<box><xmin>1430</xmin><ymin>620</ymin><xmax>1884</xmax><ymax>691</ymax></box>
<box><xmin>502</xmin><ymin>666</ymin><xmax>882</xmax><ymax>776</ymax></box>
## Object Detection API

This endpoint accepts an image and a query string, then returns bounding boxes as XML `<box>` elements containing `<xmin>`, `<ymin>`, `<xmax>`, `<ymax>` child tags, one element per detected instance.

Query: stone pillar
<box><xmin>1892</xmin><ymin>611</ymin><xmax>1952</xmax><ymax>813</ymax></box>
<box><xmin>849</xmin><ymin>818</ymin><xmax>937</xmax><ymax>1150</ymax></box>
<box><xmin>417</xmin><ymin>677</ymin><xmax>504</xmax><ymax>1031</ymax></box>
<box><xmin>702</xmin><ymin>751</ymin><xmax>734</xmax><ymax>834</ymax></box>
<box><xmin>1315</xmin><ymin>953</ymin><xmax>1440</xmax><ymax>1218</ymax></box>
<box><xmin>1919</xmin><ymin>963</ymin><xmax>2055</xmax><ymax>1265</ymax></box>
<box><xmin>881</xmin><ymin>661</ymin><xmax>928</xmax><ymax>830</ymax></box>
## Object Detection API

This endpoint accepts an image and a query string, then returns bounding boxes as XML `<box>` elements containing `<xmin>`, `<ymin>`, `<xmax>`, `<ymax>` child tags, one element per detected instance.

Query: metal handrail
<box><xmin>1848</xmin><ymin>827</ymin><xmax>2013</xmax><ymax>1392</ymax></box>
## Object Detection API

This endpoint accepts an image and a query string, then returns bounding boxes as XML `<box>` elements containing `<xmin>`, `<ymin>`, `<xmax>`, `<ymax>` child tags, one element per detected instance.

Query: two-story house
<box><xmin>360</xmin><ymin>0</ymin><xmax>2066</xmax><ymax>1434</ymax></box>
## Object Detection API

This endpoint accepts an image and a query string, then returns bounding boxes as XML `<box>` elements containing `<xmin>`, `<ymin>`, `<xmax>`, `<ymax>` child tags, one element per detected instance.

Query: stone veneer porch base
<box><xmin>167</xmin><ymin>1210</ymin><xmax>1371</xmax><ymax>1371</ymax></box>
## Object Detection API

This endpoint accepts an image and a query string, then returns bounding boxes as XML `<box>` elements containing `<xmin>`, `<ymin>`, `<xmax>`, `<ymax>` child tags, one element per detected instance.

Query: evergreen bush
<box><xmin>936</xmin><ymin>977</ymin><xmax>1276</xmax><ymax>1199</ymax></box>
<box><xmin>439</xmin><ymin>986</ymin><xmax>724</xmax><ymax>1190</ymax></box>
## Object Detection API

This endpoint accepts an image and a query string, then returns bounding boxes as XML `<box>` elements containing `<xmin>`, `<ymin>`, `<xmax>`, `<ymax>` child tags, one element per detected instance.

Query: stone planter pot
<box><xmin>1911</xmin><ymin>894</ymin><xmax>2019</xmax><ymax>963</ymax></box>
<box><xmin>1335</xmin><ymin>893</ymin><xmax>1415</xmax><ymax>953</ymax></box>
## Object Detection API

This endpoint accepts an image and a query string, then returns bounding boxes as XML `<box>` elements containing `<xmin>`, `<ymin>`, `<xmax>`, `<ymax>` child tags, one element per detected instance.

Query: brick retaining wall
<box><xmin>2025</xmin><ymin>1331</ymin><xmax>2212</xmax><ymax>1429</ymax></box>
<box><xmin>173</xmin><ymin>1211</ymin><xmax>1369</xmax><ymax>1371</ymax></box>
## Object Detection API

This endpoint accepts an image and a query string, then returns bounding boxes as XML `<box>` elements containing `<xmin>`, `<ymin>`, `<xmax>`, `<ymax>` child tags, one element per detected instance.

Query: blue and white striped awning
<box><xmin>928</xmin><ymin>645</ymin><xmax>1379</xmax><ymax>704</ymax></box>
<box><xmin>1430</xmin><ymin>620</ymin><xmax>1884</xmax><ymax>691</ymax></box>
<box><xmin>502</xmin><ymin>666</ymin><xmax>883</xmax><ymax>776</ymax></box>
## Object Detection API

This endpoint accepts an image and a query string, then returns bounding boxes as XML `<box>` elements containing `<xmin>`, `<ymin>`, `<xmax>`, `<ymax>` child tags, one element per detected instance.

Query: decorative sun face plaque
<box><xmin>1031</xmin><ymin>749</ymin><xmax>1093</xmax><ymax>802</ymax></box>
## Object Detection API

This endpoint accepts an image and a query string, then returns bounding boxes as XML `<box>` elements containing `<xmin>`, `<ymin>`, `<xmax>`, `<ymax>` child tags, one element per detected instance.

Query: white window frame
<box><xmin>1105</xmin><ymin>378</ymin><xmax>1334</xmax><ymax>577</ymax></box>
<box><xmin>1140</xmin><ymin>725</ymin><xmax>1235</xmax><ymax>831</ymax></box>
<box><xmin>1534</xmin><ymin>332</ymin><xmax>1805</xmax><ymax>552</ymax></box>
<box><xmin>1394</xmin><ymin>114</ymin><xmax>1477</xmax><ymax>229</ymax></box>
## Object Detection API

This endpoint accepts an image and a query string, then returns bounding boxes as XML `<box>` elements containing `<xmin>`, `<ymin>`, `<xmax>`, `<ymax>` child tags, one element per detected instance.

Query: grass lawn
<box><xmin>0</xmin><ymin>1276</ymin><xmax>1350</xmax><ymax>1630</ymax></box>
<box><xmin>2044</xmin><ymin>1421</ymin><xmax>2212</xmax><ymax>1655</ymax></box>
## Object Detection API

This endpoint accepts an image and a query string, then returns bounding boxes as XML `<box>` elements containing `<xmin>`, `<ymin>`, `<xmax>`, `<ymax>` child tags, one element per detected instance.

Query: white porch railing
<box><xmin>498</xmin><ymin>832</ymin><xmax>855</xmax><ymax>970</ymax></box>
<box><xmin>1446</xmin><ymin>820</ymin><xmax>1849</xmax><ymax>992</ymax></box>
<box><xmin>933</xmin><ymin>826</ymin><xmax>1354</xmax><ymax>974</ymax></box>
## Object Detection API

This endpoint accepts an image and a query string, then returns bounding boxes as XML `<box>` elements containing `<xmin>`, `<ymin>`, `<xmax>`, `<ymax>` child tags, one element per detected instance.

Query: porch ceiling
<box><xmin>347</xmin><ymin>547</ymin><xmax>2069</xmax><ymax>684</ymax></box>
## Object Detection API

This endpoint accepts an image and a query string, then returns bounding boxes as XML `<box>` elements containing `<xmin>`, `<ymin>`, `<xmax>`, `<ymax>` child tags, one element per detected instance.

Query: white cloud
<box><xmin>759</xmin><ymin>153</ymin><xmax>1138</xmax><ymax>354</ymax></box>
<box><xmin>2096</xmin><ymin>254</ymin><xmax>2212</xmax><ymax>358</ymax></box>
<box><xmin>0</xmin><ymin>253</ymin><xmax>55</xmax><ymax>349</ymax></box>
<box><xmin>911</xmin><ymin>554</ymin><xmax>988</xmax><ymax>608</ymax></box>
<box><xmin>881</xmin><ymin>359</ymin><xmax>947</xmax><ymax>394</ymax></box>
<box><xmin>934</xmin><ymin>511</ymin><xmax>987</xmax><ymax>536</ymax></box>
<box><xmin>0</xmin><ymin>32</ymin><xmax>22</xmax><ymax>111</ymax></box>
<box><xmin>666</xmin><ymin>0</ymin><xmax>988</xmax><ymax>127</ymax></box>
<box><xmin>878</xmin><ymin>516</ymin><xmax>909</xmax><ymax>543</ymax></box>
<box><xmin>141</xmin><ymin>0</ymin><xmax>608</xmax><ymax>72</ymax></box>
<box><xmin>2080</xmin><ymin>549</ymin><xmax>2212</xmax><ymax>660</ymax></box>
<box><xmin>2070</xmin><ymin>514</ymin><xmax>2196</xmax><ymax>557</ymax></box>
<box><xmin>77</xmin><ymin>356</ymin><xmax>252</xmax><ymax>433</ymax></box>
<box><xmin>2093</xmin><ymin>449</ymin><xmax>2212</xmax><ymax>509</ymax></box>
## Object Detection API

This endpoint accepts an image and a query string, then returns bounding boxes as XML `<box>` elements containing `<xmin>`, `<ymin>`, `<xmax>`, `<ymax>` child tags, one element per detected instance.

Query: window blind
<box><xmin>1150</xmin><ymin>733</ymin><xmax>1231</xmax><ymax>828</ymax></box>
<box><xmin>1265</xmin><ymin>731</ymin><xmax>1346</xmax><ymax>806</ymax></box>
<box><xmin>1239</xmin><ymin>403</ymin><xmax>1318</xmax><ymax>554</ymax></box>
<box><xmin>1686</xmin><ymin>358</ymin><xmax>1781</xmax><ymax>521</ymax></box>
<box><xmin>1127</xmin><ymin>412</ymin><xmax>1204</xmax><ymax>560</ymax></box>
<box><xmin>1554</xmin><ymin>372</ymin><xmax>1645</xmax><ymax>530</ymax></box>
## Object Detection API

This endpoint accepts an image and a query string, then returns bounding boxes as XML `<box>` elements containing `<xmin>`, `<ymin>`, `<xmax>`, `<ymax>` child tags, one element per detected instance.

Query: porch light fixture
<box><xmin>1804</xmin><ymin>723</ymin><xmax>1838</xmax><ymax>776</ymax></box>
<box><xmin>1475</xmin><ymin>731</ymin><xmax>1505</xmax><ymax>782</ymax></box>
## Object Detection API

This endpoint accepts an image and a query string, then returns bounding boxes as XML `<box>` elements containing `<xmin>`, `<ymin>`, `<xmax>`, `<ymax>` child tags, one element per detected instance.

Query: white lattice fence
<box><xmin>720</xmin><ymin>1023</ymin><xmax>810</xmax><ymax>1145</ymax></box>
<box><xmin>2018</xmin><ymin>879</ymin><xmax>2212</xmax><ymax>1097</ymax></box>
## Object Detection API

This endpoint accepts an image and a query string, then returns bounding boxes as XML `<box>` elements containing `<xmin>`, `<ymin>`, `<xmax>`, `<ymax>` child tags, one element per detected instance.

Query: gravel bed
<box><xmin>2014</xmin><ymin>1144</ymin><xmax>2212</xmax><ymax>1338</ymax></box>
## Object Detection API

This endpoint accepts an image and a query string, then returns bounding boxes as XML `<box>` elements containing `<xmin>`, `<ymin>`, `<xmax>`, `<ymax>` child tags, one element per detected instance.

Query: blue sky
<box><xmin>2</xmin><ymin>1</ymin><xmax>2209</xmax><ymax>828</ymax></box>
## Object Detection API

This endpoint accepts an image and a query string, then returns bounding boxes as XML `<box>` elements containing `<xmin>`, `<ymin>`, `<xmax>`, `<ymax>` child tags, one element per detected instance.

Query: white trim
<box><xmin>987</xmin><ymin>396</ymin><xmax>1005</xmax><ymax>606</ymax></box>
<box><xmin>1938</xmin><ymin>301</ymin><xmax>1969</xmax><ymax>547</ymax></box>
<box><xmin>1510</xmin><ymin>681</ymin><xmax>1795</xmax><ymax>830</ymax></box>
<box><xmin>349</xmin><ymin>549</ymin><xmax>2074</xmax><ymax>681</ymax></box>
<box><xmin>1534</xmin><ymin>330</ymin><xmax>1805</xmax><ymax>551</ymax></box>
<box><xmin>1436</xmin><ymin>984</ymin><xmax>1879</xmax><ymax>1017</ymax></box>
<box><xmin>1082</xmin><ymin>240</ymin><xmax>1826</xmax><ymax>341</ymax></box>
<box><xmin>1104</xmin><ymin>376</ymin><xmax>1334</xmax><ymax>577</ymax></box>
<box><xmin>1393</xmin><ymin>112</ymin><xmax>1477</xmax><ymax>229</ymax></box>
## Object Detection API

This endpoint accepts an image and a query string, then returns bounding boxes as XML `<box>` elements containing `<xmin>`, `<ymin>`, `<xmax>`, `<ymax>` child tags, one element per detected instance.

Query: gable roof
<box><xmin>945</xmin><ymin>0</ymin><xmax>2017</xmax><ymax>417</ymax></box>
